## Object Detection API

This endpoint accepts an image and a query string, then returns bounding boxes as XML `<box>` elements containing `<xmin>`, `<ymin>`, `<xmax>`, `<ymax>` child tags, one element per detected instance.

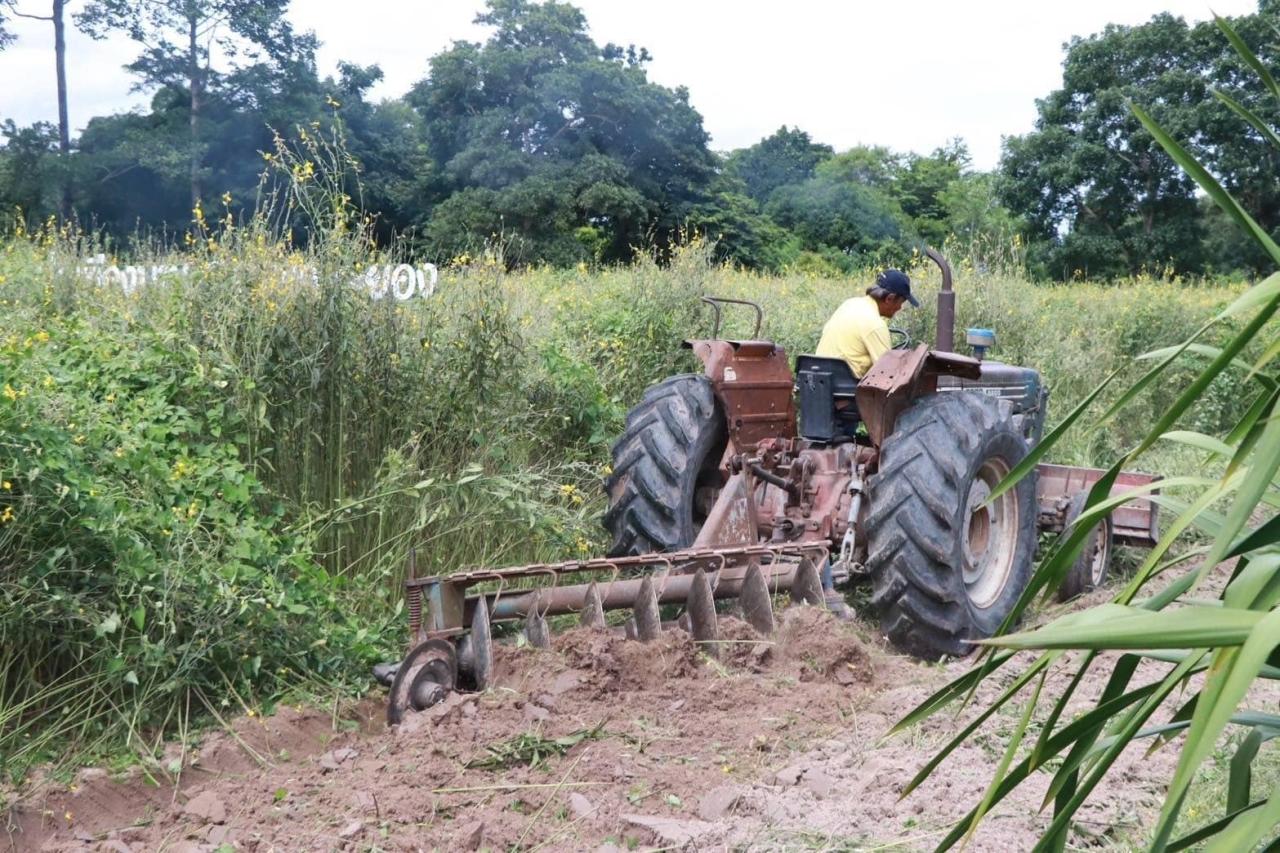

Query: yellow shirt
<box><xmin>815</xmin><ymin>295</ymin><xmax>891</xmax><ymax>379</ymax></box>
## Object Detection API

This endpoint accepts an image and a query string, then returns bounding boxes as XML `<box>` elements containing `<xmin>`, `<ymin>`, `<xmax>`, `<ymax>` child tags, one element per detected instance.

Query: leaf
<box><xmin>1228</xmin><ymin>729</ymin><xmax>1263</xmax><ymax>816</ymax></box>
<box><xmin>274</xmin><ymin>787</ymin><xmax>288</xmax><ymax>802</ymax></box>
<box><xmin>1155</xmin><ymin>609</ymin><xmax>1280</xmax><ymax>842</ymax></box>
<box><xmin>131</xmin><ymin>604</ymin><xmax>146</xmax><ymax>632</ymax></box>
<box><xmin>987</xmin><ymin>604</ymin><xmax>1264</xmax><ymax>651</ymax></box>
<box><xmin>1131</xmin><ymin>102</ymin><xmax>1280</xmax><ymax>264</ymax></box>
<box><xmin>984</xmin><ymin>367</ymin><xmax>1120</xmax><ymax>503</ymax></box>
<box><xmin>1212</xmin><ymin>88</ymin><xmax>1280</xmax><ymax>152</ymax></box>
<box><xmin>1159</xmin><ymin>430</ymin><xmax>1235</xmax><ymax>459</ymax></box>
<box><xmin>962</xmin><ymin>672</ymin><xmax>1044</xmax><ymax>846</ymax></box>
<box><xmin>96</xmin><ymin>612</ymin><xmax>121</xmax><ymax>637</ymax></box>
<box><xmin>1216</xmin><ymin>13</ymin><xmax>1280</xmax><ymax>102</ymax></box>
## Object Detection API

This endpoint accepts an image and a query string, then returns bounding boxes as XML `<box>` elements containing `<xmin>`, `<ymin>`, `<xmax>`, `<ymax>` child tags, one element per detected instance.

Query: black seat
<box><xmin>795</xmin><ymin>355</ymin><xmax>860</xmax><ymax>443</ymax></box>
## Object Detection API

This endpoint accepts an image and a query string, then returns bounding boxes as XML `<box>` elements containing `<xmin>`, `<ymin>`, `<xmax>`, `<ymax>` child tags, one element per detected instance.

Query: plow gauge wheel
<box><xmin>387</xmin><ymin>639</ymin><xmax>458</xmax><ymax>726</ymax></box>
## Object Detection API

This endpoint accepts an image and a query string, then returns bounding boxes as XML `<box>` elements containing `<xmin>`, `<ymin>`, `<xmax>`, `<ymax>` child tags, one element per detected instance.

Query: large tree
<box><xmin>2</xmin><ymin>1</ymin><xmax>73</xmax><ymax>216</ymax></box>
<box><xmin>407</xmin><ymin>0</ymin><xmax>717</xmax><ymax>264</ymax></box>
<box><xmin>725</xmin><ymin>125</ymin><xmax>832</xmax><ymax>206</ymax></box>
<box><xmin>998</xmin><ymin>5</ymin><xmax>1280</xmax><ymax>278</ymax></box>
<box><xmin>76</xmin><ymin>0</ymin><xmax>311</xmax><ymax>207</ymax></box>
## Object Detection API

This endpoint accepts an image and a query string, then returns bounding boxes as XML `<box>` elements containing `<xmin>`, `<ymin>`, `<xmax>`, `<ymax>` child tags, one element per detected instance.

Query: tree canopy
<box><xmin>998</xmin><ymin>3</ymin><xmax>1280</xmax><ymax>278</ymax></box>
<box><xmin>1</xmin><ymin>0</ymin><xmax>1277</xmax><ymax>278</ymax></box>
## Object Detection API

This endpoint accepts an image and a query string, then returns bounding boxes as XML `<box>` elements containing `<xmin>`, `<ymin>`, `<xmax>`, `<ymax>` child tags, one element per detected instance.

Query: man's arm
<box><xmin>861</xmin><ymin>322</ymin><xmax>892</xmax><ymax>370</ymax></box>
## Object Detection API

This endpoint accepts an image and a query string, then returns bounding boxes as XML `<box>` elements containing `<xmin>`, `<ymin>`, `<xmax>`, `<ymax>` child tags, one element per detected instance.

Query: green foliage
<box><xmin>904</xmin><ymin>16</ymin><xmax>1280</xmax><ymax>849</ymax></box>
<box><xmin>725</xmin><ymin>125</ymin><xmax>833</xmax><ymax>205</ymax></box>
<box><xmin>407</xmin><ymin>0</ymin><xmax>716</xmax><ymax>265</ymax></box>
<box><xmin>0</xmin><ymin>310</ymin><xmax>386</xmax><ymax>780</ymax></box>
<box><xmin>999</xmin><ymin>6</ymin><xmax>1280</xmax><ymax>279</ymax></box>
<box><xmin>76</xmin><ymin>0</ymin><xmax>312</xmax><ymax>207</ymax></box>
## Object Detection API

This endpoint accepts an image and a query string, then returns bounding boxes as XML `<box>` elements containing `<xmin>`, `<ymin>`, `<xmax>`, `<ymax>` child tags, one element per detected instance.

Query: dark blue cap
<box><xmin>876</xmin><ymin>269</ymin><xmax>918</xmax><ymax>307</ymax></box>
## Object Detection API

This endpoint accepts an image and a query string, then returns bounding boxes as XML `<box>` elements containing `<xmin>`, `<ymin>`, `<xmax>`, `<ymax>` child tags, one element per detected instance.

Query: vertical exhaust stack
<box><xmin>925</xmin><ymin>247</ymin><xmax>955</xmax><ymax>353</ymax></box>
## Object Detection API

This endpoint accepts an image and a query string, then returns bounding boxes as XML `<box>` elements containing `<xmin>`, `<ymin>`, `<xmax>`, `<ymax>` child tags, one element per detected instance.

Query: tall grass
<box><xmin>0</xmin><ymin>127</ymin><xmax>1260</xmax><ymax>784</ymax></box>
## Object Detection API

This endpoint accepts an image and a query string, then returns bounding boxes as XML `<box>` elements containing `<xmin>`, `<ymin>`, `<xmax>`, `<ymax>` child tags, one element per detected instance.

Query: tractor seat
<box><xmin>795</xmin><ymin>355</ymin><xmax>860</xmax><ymax>443</ymax></box>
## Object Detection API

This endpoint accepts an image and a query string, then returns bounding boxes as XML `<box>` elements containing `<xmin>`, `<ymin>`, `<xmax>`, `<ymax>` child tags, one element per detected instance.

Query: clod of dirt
<box><xmin>456</xmin><ymin>820</ymin><xmax>485</xmax><ymax>850</ymax></box>
<box><xmin>352</xmin><ymin>789</ymin><xmax>377</xmax><ymax>812</ymax></box>
<box><xmin>697</xmin><ymin>785</ymin><xmax>744</xmax><ymax>821</ymax></box>
<box><xmin>774</xmin><ymin>606</ymin><xmax>874</xmax><ymax>683</ymax></box>
<box><xmin>568</xmin><ymin>791</ymin><xmax>595</xmax><ymax>820</ymax></box>
<box><xmin>181</xmin><ymin>790</ymin><xmax>226</xmax><ymax>824</ymax></box>
<box><xmin>766</xmin><ymin>763</ymin><xmax>806</xmax><ymax>787</ymax></box>
<box><xmin>716</xmin><ymin>615</ymin><xmax>771</xmax><ymax>670</ymax></box>
<box><xmin>338</xmin><ymin>819</ymin><xmax>364</xmax><ymax>839</ymax></box>
<box><xmin>554</xmin><ymin>627</ymin><xmax>701</xmax><ymax>693</ymax></box>
<box><xmin>622</xmin><ymin>813</ymin><xmax>716</xmax><ymax>846</ymax></box>
<box><xmin>204</xmin><ymin>825</ymin><xmax>236</xmax><ymax>846</ymax></box>
<box><xmin>318</xmin><ymin>746</ymin><xmax>358</xmax><ymax>770</ymax></box>
<box><xmin>803</xmin><ymin>767</ymin><xmax>836</xmax><ymax>799</ymax></box>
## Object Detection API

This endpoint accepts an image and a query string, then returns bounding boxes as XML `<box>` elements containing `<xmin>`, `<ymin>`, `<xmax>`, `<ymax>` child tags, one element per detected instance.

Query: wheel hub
<box><xmin>962</xmin><ymin>458</ymin><xmax>1018</xmax><ymax>610</ymax></box>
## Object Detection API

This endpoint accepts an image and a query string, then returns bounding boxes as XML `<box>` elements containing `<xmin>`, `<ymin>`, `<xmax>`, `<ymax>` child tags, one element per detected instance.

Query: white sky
<box><xmin>0</xmin><ymin>0</ymin><xmax>1260</xmax><ymax>170</ymax></box>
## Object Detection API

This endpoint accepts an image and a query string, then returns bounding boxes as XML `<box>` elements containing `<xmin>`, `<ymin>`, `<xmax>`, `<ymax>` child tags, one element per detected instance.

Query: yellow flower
<box><xmin>2</xmin><ymin>383</ymin><xmax>16</xmax><ymax>402</ymax></box>
<box><xmin>2</xmin><ymin>481</ymin><xmax>10</xmax><ymax>490</ymax></box>
<box><xmin>1</xmin><ymin>506</ymin><xmax>14</xmax><ymax>523</ymax></box>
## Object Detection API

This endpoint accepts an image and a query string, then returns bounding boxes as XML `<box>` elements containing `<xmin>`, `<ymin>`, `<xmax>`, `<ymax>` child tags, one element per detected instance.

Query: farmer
<box><xmin>814</xmin><ymin>268</ymin><xmax>919</xmax><ymax>379</ymax></box>
<box><xmin>814</xmin><ymin>268</ymin><xmax>919</xmax><ymax>620</ymax></box>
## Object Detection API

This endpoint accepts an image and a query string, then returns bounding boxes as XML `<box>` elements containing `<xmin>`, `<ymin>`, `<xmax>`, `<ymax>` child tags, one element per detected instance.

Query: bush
<box><xmin>0</xmin><ymin>316</ymin><xmax>386</xmax><ymax>778</ymax></box>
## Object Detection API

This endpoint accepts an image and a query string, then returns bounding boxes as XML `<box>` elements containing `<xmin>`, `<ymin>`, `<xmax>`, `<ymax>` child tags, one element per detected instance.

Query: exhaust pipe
<box><xmin>924</xmin><ymin>247</ymin><xmax>955</xmax><ymax>352</ymax></box>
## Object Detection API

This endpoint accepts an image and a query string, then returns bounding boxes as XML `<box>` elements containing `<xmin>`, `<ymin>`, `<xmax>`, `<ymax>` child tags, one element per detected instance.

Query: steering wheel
<box><xmin>889</xmin><ymin>327</ymin><xmax>912</xmax><ymax>350</ymax></box>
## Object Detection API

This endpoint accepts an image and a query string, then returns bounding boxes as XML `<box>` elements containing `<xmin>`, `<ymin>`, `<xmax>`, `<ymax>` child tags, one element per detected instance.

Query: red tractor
<box><xmin>382</xmin><ymin>250</ymin><xmax>1158</xmax><ymax>723</ymax></box>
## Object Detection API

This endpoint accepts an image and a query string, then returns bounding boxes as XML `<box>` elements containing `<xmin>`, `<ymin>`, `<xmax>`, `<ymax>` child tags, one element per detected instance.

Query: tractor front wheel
<box><xmin>865</xmin><ymin>392</ymin><xmax>1036</xmax><ymax>660</ymax></box>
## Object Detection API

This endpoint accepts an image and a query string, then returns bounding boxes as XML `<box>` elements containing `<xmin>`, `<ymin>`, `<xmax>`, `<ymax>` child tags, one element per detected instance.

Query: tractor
<box><xmin>380</xmin><ymin>249</ymin><xmax>1158</xmax><ymax>724</ymax></box>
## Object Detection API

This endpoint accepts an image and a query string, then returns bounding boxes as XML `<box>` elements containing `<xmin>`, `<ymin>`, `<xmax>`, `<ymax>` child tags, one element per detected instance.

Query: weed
<box><xmin>464</xmin><ymin>722</ymin><xmax>606</xmax><ymax>770</ymax></box>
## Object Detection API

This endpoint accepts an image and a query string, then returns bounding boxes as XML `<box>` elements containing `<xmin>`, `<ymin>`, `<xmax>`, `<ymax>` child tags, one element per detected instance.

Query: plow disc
<box><xmin>383</xmin><ymin>543</ymin><xmax>828</xmax><ymax>725</ymax></box>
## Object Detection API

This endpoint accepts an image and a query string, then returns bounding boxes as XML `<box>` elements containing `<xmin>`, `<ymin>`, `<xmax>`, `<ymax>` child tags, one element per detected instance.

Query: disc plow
<box><xmin>384</xmin><ymin>543</ymin><xmax>830</xmax><ymax>724</ymax></box>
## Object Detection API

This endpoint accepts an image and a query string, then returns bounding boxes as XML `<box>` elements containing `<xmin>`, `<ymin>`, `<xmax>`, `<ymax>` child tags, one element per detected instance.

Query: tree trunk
<box><xmin>188</xmin><ymin>12</ymin><xmax>201</xmax><ymax>209</ymax></box>
<box><xmin>52</xmin><ymin>0</ymin><xmax>71</xmax><ymax>219</ymax></box>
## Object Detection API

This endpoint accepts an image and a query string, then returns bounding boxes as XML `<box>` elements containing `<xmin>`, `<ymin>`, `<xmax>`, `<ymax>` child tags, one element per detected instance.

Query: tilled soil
<box><xmin>4</xmin><ymin>604</ymin><xmax>1185</xmax><ymax>852</ymax></box>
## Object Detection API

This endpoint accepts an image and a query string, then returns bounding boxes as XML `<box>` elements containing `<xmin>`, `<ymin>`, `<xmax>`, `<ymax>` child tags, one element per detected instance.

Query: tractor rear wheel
<box><xmin>1055</xmin><ymin>492</ymin><xmax>1114</xmax><ymax>601</ymax></box>
<box><xmin>865</xmin><ymin>392</ymin><xmax>1036</xmax><ymax>660</ymax></box>
<box><xmin>603</xmin><ymin>374</ymin><xmax>728</xmax><ymax>556</ymax></box>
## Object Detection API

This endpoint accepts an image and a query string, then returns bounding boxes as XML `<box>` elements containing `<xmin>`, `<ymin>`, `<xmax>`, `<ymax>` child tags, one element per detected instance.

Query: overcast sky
<box><xmin>0</xmin><ymin>0</ymin><xmax>1260</xmax><ymax>170</ymax></box>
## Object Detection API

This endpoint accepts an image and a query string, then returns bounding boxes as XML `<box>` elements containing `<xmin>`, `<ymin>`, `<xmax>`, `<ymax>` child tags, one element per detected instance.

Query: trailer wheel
<box><xmin>1055</xmin><ymin>492</ymin><xmax>1114</xmax><ymax>601</ymax></box>
<box><xmin>603</xmin><ymin>374</ymin><xmax>727</xmax><ymax>556</ymax></box>
<box><xmin>865</xmin><ymin>393</ymin><xmax>1037</xmax><ymax>660</ymax></box>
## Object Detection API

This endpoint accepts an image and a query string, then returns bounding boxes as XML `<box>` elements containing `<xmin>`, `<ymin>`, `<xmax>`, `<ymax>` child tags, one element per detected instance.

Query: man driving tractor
<box><xmin>815</xmin><ymin>268</ymin><xmax>919</xmax><ymax>379</ymax></box>
<box><xmin>814</xmin><ymin>268</ymin><xmax>919</xmax><ymax>619</ymax></box>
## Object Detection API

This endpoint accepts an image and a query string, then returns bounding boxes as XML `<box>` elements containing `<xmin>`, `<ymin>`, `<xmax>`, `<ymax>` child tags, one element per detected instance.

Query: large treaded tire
<box><xmin>603</xmin><ymin>375</ymin><xmax>727</xmax><ymax>556</ymax></box>
<box><xmin>865</xmin><ymin>392</ymin><xmax>1037</xmax><ymax>660</ymax></box>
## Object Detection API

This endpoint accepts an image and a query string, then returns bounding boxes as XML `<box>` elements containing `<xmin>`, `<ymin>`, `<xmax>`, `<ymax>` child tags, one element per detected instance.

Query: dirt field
<box><xmin>6</xmin><ymin>599</ymin><xmax>1184</xmax><ymax>852</ymax></box>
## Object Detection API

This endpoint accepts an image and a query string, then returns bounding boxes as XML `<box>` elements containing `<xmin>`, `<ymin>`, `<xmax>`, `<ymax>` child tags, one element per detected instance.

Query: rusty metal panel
<box><xmin>854</xmin><ymin>345</ymin><xmax>928</xmax><ymax>448</ymax></box>
<box><xmin>693</xmin><ymin>470</ymin><xmax>758</xmax><ymax>547</ymax></box>
<box><xmin>1035</xmin><ymin>463</ymin><xmax>1161</xmax><ymax>547</ymax></box>
<box><xmin>684</xmin><ymin>338</ymin><xmax>796</xmax><ymax>451</ymax></box>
